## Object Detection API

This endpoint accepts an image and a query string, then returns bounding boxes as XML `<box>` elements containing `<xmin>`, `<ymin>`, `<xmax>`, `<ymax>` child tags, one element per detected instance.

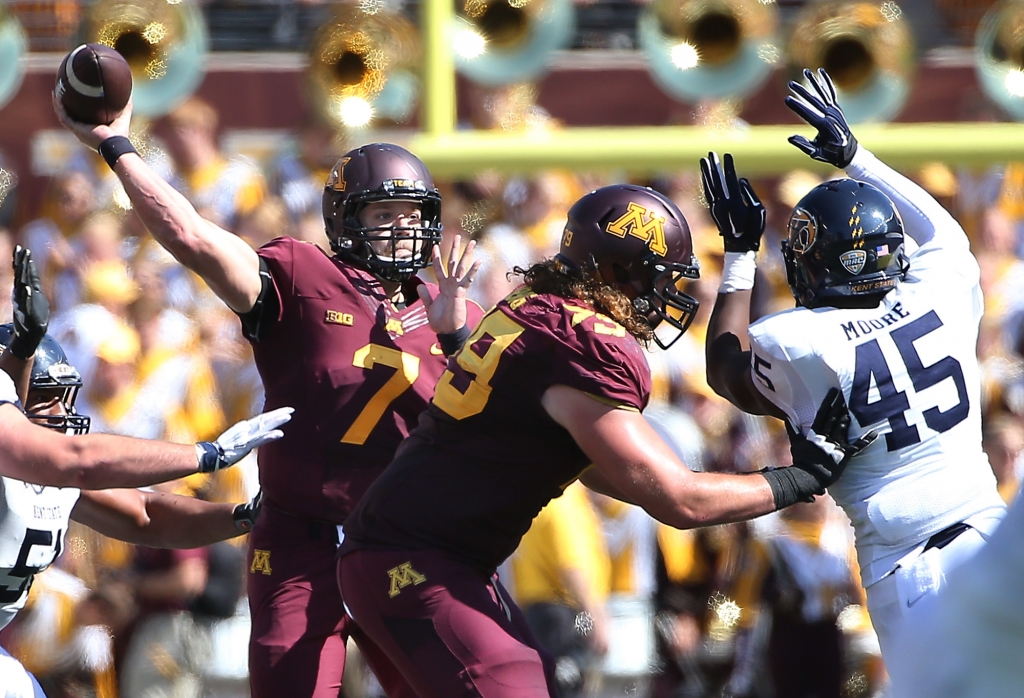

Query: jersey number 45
<box><xmin>850</xmin><ymin>311</ymin><xmax>969</xmax><ymax>452</ymax></box>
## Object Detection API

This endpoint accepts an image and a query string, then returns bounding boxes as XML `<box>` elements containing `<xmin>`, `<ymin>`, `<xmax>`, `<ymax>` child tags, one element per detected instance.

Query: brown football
<box><xmin>55</xmin><ymin>44</ymin><xmax>133</xmax><ymax>125</ymax></box>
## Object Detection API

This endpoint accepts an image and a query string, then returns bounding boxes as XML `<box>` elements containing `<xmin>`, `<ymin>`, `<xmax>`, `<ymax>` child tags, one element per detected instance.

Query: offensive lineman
<box><xmin>0</xmin><ymin>247</ymin><xmax>284</xmax><ymax>698</ymax></box>
<box><xmin>702</xmin><ymin>68</ymin><xmax>1007</xmax><ymax>680</ymax></box>
<box><xmin>337</xmin><ymin>184</ymin><xmax>873</xmax><ymax>698</ymax></box>
<box><xmin>54</xmin><ymin>97</ymin><xmax>483</xmax><ymax>697</ymax></box>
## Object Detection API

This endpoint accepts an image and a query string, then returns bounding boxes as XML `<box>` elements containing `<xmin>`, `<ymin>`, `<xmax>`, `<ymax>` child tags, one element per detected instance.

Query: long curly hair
<box><xmin>511</xmin><ymin>259</ymin><xmax>654</xmax><ymax>343</ymax></box>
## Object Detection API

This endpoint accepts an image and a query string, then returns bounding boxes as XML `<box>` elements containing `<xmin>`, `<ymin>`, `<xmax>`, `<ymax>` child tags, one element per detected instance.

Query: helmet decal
<box><xmin>327</xmin><ymin>157</ymin><xmax>350</xmax><ymax>192</ymax></box>
<box><xmin>840</xmin><ymin>249</ymin><xmax>867</xmax><ymax>274</ymax></box>
<box><xmin>605</xmin><ymin>202</ymin><xmax>669</xmax><ymax>256</ymax></box>
<box><xmin>788</xmin><ymin>207</ymin><xmax>817</xmax><ymax>253</ymax></box>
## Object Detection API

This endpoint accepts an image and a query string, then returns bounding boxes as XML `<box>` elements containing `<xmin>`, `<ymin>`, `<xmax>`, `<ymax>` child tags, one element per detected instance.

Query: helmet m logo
<box><xmin>839</xmin><ymin>250</ymin><xmax>867</xmax><ymax>275</ymax></box>
<box><xmin>329</xmin><ymin>157</ymin><xmax>351</xmax><ymax>192</ymax></box>
<box><xmin>388</xmin><ymin>562</ymin><xmax>426</xmax><ymax>597</ymax></box>
<box><xmin>605</xmin><ymin>203</ymin><xmax>668</xmax><ymax>256</ymax></box>
<box><xmin>789</xmin><ymin>208</ymin><xmax>817</xmax><ymax>254</ymax></box>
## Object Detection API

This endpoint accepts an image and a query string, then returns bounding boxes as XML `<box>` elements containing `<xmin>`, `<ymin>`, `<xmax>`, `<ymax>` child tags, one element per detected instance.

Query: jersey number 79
<box><xmin>849</xmin><ymin>311</ymin><xmax>969</xmax><ymax>451</ymax></box>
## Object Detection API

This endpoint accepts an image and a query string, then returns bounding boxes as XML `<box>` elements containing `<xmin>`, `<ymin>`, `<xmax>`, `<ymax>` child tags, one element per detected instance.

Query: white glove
<box><xmin>196</xmin><ymin>407</ymin><xmax>294</xmax><ymax>473</ymax></box>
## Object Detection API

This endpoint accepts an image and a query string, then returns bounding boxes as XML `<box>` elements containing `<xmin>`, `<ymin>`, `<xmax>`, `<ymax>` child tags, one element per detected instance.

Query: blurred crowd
<box><xmin>1</xmin><ymin>89</ymin><xmax>1024</xmax><ymax>698</ymax></box>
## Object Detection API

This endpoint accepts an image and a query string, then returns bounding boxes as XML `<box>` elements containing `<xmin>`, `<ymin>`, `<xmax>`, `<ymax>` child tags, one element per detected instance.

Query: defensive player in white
<box><xmin>0</xmin><ymin>246</ymin><xmax>291</xmax><ymax>698</ymax></box>
<box><xmin>700</xmin><ymin>68</ymin><xmax>1007</xmax><ymax>683</ymax></box>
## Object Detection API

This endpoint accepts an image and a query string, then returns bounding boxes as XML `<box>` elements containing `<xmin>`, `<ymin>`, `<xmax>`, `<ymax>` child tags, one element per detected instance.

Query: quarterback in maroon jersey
<box><xmin>56</xmin><ymin>96</ymin><xmax>483</xmax><ymax>698</ymax></box>
<box><xmin>337</xmin><ymin>184</ymin><xmax>874</xmax><ymax>698</ymax></box>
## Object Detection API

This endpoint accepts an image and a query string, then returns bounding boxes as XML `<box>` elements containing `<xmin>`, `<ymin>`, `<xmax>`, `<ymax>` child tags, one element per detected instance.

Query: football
<box><xmin>55</xmin><ymin>44</ymin><xmax>133</xmax><ymax>125</ymax></box>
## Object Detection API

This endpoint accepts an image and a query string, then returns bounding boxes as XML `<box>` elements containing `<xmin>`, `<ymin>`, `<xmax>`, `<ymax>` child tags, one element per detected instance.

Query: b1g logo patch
<box><xmin>605</xmin><ymin>203</ymin><xmax>668</xmax><ymax>256</ymax></box>
<box><xmin>839</xmin><ymin>250</ymin><xmax>867</xmax><ymax>275</ymax></box>
<box><xmin>387</xmin><ymin>562</ymin><xmax>426</xmax><ymax>597</ymax></box>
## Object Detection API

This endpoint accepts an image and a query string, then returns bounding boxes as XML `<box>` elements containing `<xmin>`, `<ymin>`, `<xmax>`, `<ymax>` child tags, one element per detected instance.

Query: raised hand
<box><xmin>699</xmin><ymin>152</ymin><xmax>766</xmax><ymax>253</ymax></box>
<box><xmin>52</xmin><ymin>91</ymin><xmax>133</xmax><ymax>150</ymax></box>
<box><xmin>196</xmin><ymin>407</ymin><xmax>294</xmax><ymax>473</ymax></box>
<box><xmin>418</xmin><ymin>234</ymin><xmax>482</xmax><ymax>335</ymax></box>
<box><xmin>785</xmin><ymin>68</ymin><xmax>859</xmax><ymax>169</ymax></box>
<box><xmin>10</xmin><ymin>246</ymin><xmax>50</xmax><ymax>360</ymax></box>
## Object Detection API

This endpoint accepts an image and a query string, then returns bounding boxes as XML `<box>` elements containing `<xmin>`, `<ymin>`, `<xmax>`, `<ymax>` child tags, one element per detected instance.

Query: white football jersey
<box><xmin>748</xmin><ymin>155</ymin><xmax>1005</xmax><ymax>588</ymax></box>
<box><xmin>0</xmin><ymin>371</ymin><xmax>81</xmax><ymax>631</ymax></box>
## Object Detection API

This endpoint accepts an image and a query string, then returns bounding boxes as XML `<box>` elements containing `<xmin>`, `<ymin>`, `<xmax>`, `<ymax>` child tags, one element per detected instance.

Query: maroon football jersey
<box><xmin>342</xmin><ymin>286</ymin><xmax>652</xmax><ymax>572</ymax></box>
<box><xmin>248</xmin><ymin>237</ymin><xmax>483</xmax><ymax>522</ymax></box>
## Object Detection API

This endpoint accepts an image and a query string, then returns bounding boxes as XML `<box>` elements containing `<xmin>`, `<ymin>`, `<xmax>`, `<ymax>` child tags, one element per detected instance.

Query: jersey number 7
<box><xmin>849</xmin><ymin>311</ymin><xmax>969</xmax><ymax>452</ymax></box>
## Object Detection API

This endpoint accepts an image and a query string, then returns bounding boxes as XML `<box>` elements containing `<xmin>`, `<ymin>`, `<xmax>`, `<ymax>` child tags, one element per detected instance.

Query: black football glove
<box><xmin>10</xmin><ymin>245</ymin><xmax>50</xmax><ymax>361</ymax></box>
<box><xmin>699</xmin><ymin>152</ymin><xmax>766</xmax><ymax>254</ymax></box>
<box><xmin>785</xmin><ymin>68</ymin><xmax>859</xmax><ymax>169</ymax></box>
<box><xmin>762</xmin><ymin>387</ymin><xmax>878</xmax><ymax>509</ymax></box>
<box><xmin>233</xmin><ymin>489</ymin><xmax>263</xmax><ymax>533</ymax></box>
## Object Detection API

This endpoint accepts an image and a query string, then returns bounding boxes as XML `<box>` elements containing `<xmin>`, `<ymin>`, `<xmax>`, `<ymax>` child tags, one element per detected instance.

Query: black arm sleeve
<box><xmin>237</xmin><ymin>256</ymin><xmax>279</xmax><ymax>343</ymax></box>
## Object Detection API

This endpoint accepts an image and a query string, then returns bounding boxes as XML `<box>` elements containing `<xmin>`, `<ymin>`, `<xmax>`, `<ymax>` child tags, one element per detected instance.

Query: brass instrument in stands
<box><xmin>0</xmin><ymin>2</ymin><xmax>26</xmax><ymax>111</ymax></box>
<box><xmin>976</xmin><ymin>0</ymin><xmax>1024</xmax><ymax>121</ymax></box>
<box><xmin>638</xmin><ymin>0</ymin><xmax>779</xmax><ymax>103</ymax></box>
<box><xmin>453</xmin><ymin>0</ymin><xmax>575</xmax><ymax>85</ymax></box>
<box><xmin>789</xmin><ymin>1</ymin><xmax>913</xmax><ymax>123</ymax></box>
<box><xmin>83</xmin><ymin>0</ymin><xmax>208</xmax><ymax>117</ymax></box>
<box><xmin>305</xmin><ymin>5</ymin><xmax>420</xmax><ymax>128</ymax></box>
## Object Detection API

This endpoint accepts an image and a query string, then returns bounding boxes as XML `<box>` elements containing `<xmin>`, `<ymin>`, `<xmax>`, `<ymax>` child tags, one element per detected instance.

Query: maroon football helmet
<box><xmin>322</xmin><ymin>143</ymin><xmax>442</xmax><ymax>282</ymax></box>
<box><xmin>556</xmin><ymin>184</ymin><xmax>700</xmax><ymax>348</ymax></box>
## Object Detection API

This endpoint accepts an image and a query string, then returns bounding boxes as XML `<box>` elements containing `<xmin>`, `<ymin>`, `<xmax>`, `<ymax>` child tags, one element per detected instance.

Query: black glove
<box><xmin>232</xmin><ymin>489</ymin><xmax>263</xmax><ymax>533</ymax></box>
<box><xmin>699</xmin><ymin>152</ymin><xmax>766</xmax><ymax>253</ymax></box>
<box><xmin>10</xmin><ymin>245</ymin><xmax>49</xmax><ymax>360</ymax></box>
<box><xmin>762</xmin><ymin>388</ymin><xmax>878</xmax><ymax>509</ymax></box>
<box><xmin>785</xmin><ymin>68</ymin><xmax>859</xmax><ymax>169</ymax></box>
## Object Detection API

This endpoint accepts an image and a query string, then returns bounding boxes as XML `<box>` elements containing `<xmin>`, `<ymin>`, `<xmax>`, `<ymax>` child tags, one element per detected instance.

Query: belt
<box><xmin>923</xmin><ymin>522</ymin><xmax>971</xmax><ymax>552</ymax></box>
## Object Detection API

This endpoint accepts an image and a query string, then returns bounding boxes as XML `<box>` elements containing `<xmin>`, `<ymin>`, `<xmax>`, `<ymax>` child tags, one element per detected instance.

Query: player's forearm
<box><xmin>706</xmin><ymin>290</ymin><xmax>753</xmax><ymax>401</ymax></box>
<box><xmin>138</xmin><ymin>492</ymin><xmax>241</xmax><ymax>548</ymax></box>
<box><xmin>115</xmin><ymin>155</ymin><xmax>262</xmax><ymax>313</ymax></box>
<box><xmin>73</xmin><ymin>489</ymin><xmax>242</xmax><ymax>548</ymax></box>
<box><xmin>659</xmin><ymin>472</ymin><xmax>777</xmax><ymax>529</ymax></box>
<box><xmin>846</xmin><ymin>148</ymin><xmax>967</xmax><ymax>250</ymax></box>
<box><xmin>55</xmin><ymin>434</ymin><xmax>200</xmax><ymax>490</ymax></box>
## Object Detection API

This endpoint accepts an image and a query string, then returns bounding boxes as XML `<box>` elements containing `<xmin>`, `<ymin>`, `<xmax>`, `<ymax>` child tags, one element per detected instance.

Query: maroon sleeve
<box><xmin>519</xmin><ymin>297</ymin><xmax>651</xmax><ymax>411</ymax></box>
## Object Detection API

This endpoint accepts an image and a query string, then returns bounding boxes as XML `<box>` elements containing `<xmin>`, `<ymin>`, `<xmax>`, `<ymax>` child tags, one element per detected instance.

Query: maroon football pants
<box><xmin>337</xmin><ymin>546</ymin><xmax>559</xmax><ymax>698</ymax></box>
<box><xmin>247</xmin><ymin>507</ymin><xmax>416</xmax><ymax>698</ymax></box>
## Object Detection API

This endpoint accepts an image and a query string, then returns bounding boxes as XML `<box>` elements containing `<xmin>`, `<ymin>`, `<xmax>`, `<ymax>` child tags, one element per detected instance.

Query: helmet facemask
<box><xmin>26</xmin><ymin>362</ymin><xmax>90</xmax><ymax>435</ymax></box>
<box><xmin>632</xmin><ymin>255</ymin><xmax>701</xmax><ymax>349</ymax></box>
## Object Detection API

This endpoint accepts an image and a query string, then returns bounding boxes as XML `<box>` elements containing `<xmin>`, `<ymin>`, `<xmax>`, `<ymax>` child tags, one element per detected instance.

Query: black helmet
<box><xmin>556</xmin><ymin>184</ymin><xmax>701</xmax><ymax>348</ymax></box>
<box><xmin>0</xmin><ymin>324</ymin><xmax>90</xmax><ymax>434</ymax></box>
<box><xmin>783</xmin><ymin>179</ymin><xmax>908</xmax><ymax>308</ymax></box>
<box><xmin>321</xmin><ymin>143</ymin><xmax>442</xmax><ymax>282</ymax></box>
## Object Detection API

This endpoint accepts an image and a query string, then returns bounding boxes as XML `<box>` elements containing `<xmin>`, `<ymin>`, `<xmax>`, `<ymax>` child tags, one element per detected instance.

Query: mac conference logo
<box><xmin>839</xmin><ymin>250</ymin><xmax>867</xmax><ymax>275</ymax></box>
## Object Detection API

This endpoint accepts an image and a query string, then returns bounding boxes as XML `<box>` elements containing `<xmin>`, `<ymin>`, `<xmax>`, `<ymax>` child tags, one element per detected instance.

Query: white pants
<box><xmin>887</xmin><ymin>498</ymin><xmax>1024</xmax><ymax>697</ymax></box>
<box><xmin>0</xmin><ymin>647</ymin><xmax>46</xmax><ymax>698</ymax></box>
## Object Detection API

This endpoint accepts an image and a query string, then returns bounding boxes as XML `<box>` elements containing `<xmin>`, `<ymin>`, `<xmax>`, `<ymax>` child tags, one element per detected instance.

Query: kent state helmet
<box><xmin>782</xmin><ymin>179</ymin><xmax>908</xmax><ymax>308</ymax></box>
<box><xmin>322</xmin><ymin>143</ymin><xmax>443</xmax><ymax>283</ymax></box>
<box><xmin>556</xmin><ymin>184</ymin><xmax>701</xmax><ymax>348</ymax></box>
<box><xmin>0</xmin><ymin>324</ymin><xmax>90</xmax><ymax>434</ymax></box>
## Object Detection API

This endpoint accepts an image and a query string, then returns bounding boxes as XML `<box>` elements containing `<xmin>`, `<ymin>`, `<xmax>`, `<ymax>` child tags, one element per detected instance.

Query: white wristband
<box><xmin>719</xmin><ymin>251</ymin><xmax>757</xmax><ymax>293</ymax></box>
